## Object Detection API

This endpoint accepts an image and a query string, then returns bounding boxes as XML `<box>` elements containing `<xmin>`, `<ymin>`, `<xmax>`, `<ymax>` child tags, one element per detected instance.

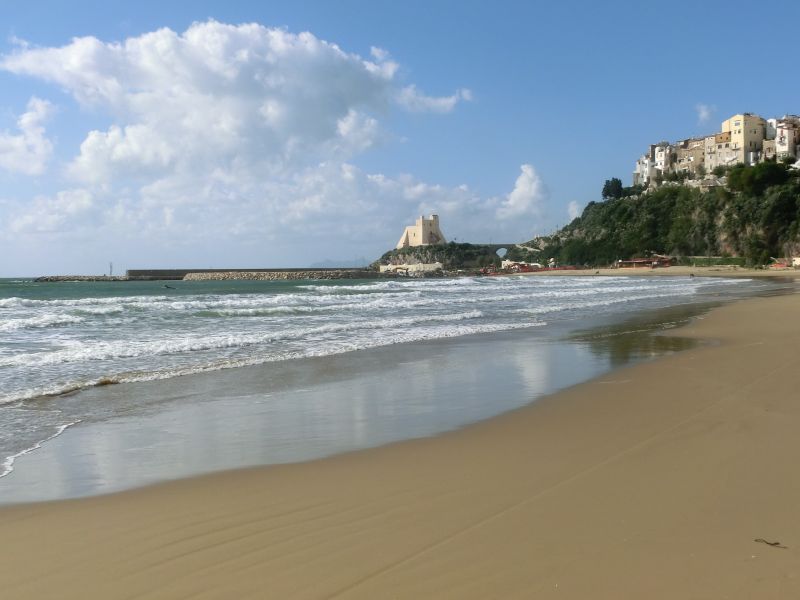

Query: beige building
<box><xmin>674</xmin><ymin>137</ymin><xmax>705</xmax><ymax>176</ymax></box>
<box><xmin>396</xmin><ymin>215</ymin><xmax>447</xmax><ymax>249</ymax></box>
<box><xmin>634</xmin><ymin>110</ymin><xmax>796</xmax><ymax>186</ymax></box>
<box><xmin>762</xmin><ymin>139</ymin><xmax>777</xmax><ymax>161</ymax></box>
<box><xmin>703</xmin><ymin>135</ymin><xmax>719</xmax><ymax>171</ymax></box>
<box><xmin>705</xmin><ymin>131</ymin><xmax>738</xmax><ymax>171</ymax></box>
<box><xmin>721</xmin><ymin>113</ymin><xmax>766</xmax><ymax>165</ymax></box>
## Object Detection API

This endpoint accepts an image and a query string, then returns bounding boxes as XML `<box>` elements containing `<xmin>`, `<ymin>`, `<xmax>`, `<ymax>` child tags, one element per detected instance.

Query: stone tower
<box><xmin>396</xmin><ymin>215</ymin><xmax>447</xmax><ymax>249</ymax></box>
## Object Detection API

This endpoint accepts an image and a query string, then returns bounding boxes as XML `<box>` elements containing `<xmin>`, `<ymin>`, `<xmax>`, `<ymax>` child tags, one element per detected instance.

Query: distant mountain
<box><xmin>309</xmin><ymin>258</ymin><xmax>369</xmax><ymax>268</ymax></box>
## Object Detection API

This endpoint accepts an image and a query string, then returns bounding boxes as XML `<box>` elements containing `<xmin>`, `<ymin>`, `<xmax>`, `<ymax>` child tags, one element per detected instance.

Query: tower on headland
<box><xmin>396</xmin><ymin>215</ymin><xmax>447</xmax><ymax>249</ymax></box>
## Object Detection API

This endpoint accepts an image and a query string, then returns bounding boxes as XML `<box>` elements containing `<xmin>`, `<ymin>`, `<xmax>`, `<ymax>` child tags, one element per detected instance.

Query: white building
<box><xmin>379</xmin><ymin>262</ymin><xmax>444</xmax><ymax>274</ymax></box>
<box><xmin>770</xmin><ymin>116</ymin><xmax>800</xmax><ymax>160</ymax></box>
<box><xmin>633</xmin><ymin>154</ymin><xmax>655</xmax><ymax>186</ymax></box>
<box><xmin>653</xmin><ymin>143</ymin><xmax>673</xmax><ymax>174</ymax></box>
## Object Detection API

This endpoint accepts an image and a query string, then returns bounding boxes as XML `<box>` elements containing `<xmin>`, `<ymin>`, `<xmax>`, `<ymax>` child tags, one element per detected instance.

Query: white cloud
<box><xmin>6</xmin><ymin>161</ymin><xmax>544</xmax><ymax>252</ymax></box>
<box><xmin>2</xmin><ymin>21</ymin><xmax>405</xmax><ymax>185</ymax></box>
<box><xmin>397</xmin><ymin>85</ymin><xmax>472</xmax><ymax>113</ymax></box>
<box><xmin>567</xmin><ymin>200</ymin><xmax>582</xmax><ymax>220</ymax></box>
<box><xmin>0</xmin><ymin>97</ymin><xmax>54</xmax><ymax>175</ymax></box>
<box><xmin>495</xmin><ymin>164</ymin><xmax>547</xmax><ymax>220</ymax></box>
<box><xmin>10</xmin><ymin>189</ymin><xmax>94</xmax><ymax>233</ymax></box>
<box><xmin>695</xmin><ymin>103</ymin><xmax>715</xmax><ymax>126</ymax></box>
<box><xmin>1</xmin><ymin>21</ymin><xmax>538</xmax><ymax>264</ymax></box>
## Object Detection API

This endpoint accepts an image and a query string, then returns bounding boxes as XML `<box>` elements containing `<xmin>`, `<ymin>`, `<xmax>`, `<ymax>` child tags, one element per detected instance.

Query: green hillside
<box><xmin>507</xmin><ymin>161</ymin><xmax>800</xmax><ymax>267</ymax></box>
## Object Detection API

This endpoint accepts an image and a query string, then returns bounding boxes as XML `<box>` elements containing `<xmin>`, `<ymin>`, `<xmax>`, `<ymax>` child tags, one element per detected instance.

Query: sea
<box><xmin>0</xmin><ymin>274</ymin><xmax>782</xmax><ymax>503</ymax></box>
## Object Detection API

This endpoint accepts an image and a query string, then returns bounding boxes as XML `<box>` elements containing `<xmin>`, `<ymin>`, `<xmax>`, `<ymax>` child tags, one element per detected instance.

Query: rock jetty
<box><xmin>33</xmin><ymin>275</ymin><xmax>129</xmax><ymax>282</ymax></box>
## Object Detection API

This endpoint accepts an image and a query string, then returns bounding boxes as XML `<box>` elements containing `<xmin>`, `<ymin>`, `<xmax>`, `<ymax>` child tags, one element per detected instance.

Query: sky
<box><xmin>1</xmin><ymin>0</ymin><xmax>798</xmax><ymax>276</ymax></box>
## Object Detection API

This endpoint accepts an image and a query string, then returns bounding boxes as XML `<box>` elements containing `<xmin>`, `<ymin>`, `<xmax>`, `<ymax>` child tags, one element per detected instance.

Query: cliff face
<box><xmin>506</xmin><ymin>162</ymin><xmax>800</xmax><ymax>267</ymax></box>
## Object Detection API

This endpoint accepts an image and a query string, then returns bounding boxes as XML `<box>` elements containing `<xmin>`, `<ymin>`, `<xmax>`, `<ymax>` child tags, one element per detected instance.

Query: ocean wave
<box><xmin>0</xmin><ymin>319</ymin><xmax>546</xmax><ymax>406</ymax></box>
<box><xmin>73</xmin><ymin>305</ymin><xmax>126</xmax><ymax>315</ymax></box>
<box><xmin>0</xmin><ymin>275</ymin><xmax>755</xmax><ymax>408</ymax></box>
<box><xmin>0</xmin><ymin>314</ymin><xmax>84</xmax><ymax>332</ymax></box>
<box><xmin>512</xmin><ymin>291</ymin><xmax>689</xmax><ymax>315</ymax></box>
<box><xmin>298</xmin><ymin>277</ymin><xmax>486</xmax><ymax>293</ymax></box>
<box><xmin>0</xmin><ymin>310</ymin><xmax>487</xmax><ymax>368</ymax></box>
<box><xmin>0</xmin><ymin>295</ymin><xmax>173</xmax><ymax>309</ymax></box>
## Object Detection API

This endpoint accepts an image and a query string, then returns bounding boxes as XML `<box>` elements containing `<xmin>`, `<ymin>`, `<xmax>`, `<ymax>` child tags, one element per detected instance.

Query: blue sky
<box><xmin>1</xmin><ymin>0</ymin><xmax>798</xmax><ymax>275</ymax></box>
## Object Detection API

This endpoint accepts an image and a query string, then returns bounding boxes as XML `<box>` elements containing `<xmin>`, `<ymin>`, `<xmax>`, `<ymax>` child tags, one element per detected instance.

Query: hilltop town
<box><xmin>633</xmin><ymin>113</ymin><xmax>799</xmax><ymax>186</ymax></box>
<box><xmin>371</xmin><ymin>112</ymin><xmax>800</xmax><ymax>275</ymax></box>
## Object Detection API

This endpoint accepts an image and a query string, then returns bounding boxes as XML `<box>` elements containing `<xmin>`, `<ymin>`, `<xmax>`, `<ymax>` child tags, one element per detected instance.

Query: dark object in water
<box><xmin>164</xmin><ymin>284</ymin><xmax>176</xmax><ymax>289</ymax></box>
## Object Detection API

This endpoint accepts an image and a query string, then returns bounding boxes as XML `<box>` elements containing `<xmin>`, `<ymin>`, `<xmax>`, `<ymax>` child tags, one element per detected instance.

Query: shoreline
<box><xmin>1</xmin><ymin>288</ymin><xmax>799</xmax><ymax>596</ymax></box>
<box><xmin>24</xmin><ymin>265</ymin><xmax>800</xmax><ymax>283</ymax></box>
<box><xmin>0</xmin><ymin>291</ymin><xmax>729</xmax><ymax>504</ymax></box>
<box><xmin>518</xmin><ymin>265</ymin><xmax>800</xmax><ymax>279</ymax></box>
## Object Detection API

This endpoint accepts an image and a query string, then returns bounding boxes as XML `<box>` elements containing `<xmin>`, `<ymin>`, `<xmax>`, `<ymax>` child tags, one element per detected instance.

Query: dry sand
<box><xmin>1</xmin><ymin>291</ymin><xmax>799</xmax><ymax>598</ymax></box>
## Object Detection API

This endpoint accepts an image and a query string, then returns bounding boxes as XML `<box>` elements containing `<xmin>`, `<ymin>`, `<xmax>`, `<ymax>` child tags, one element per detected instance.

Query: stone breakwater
<box><xmin>183</xmin><ymin>270</ymin><xmax>387</xmax><ymax>281</ymax></box>
<box><xmin>33</xmin><ymin>275</ymin><xmax>129</xmax><ymax>282</ymax></box>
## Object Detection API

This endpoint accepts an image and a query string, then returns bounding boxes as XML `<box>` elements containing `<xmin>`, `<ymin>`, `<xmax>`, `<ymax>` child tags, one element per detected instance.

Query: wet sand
<box><xmin>1</xmin><ymin>291</ymin><xmax>799</xmax><ymax>598</ymax></box>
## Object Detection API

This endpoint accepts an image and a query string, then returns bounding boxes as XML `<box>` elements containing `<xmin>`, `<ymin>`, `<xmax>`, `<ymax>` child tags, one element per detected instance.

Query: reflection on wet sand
<box><xmin>568</xmin><ymin>302</ymin><xmax>715</xmax><ymax>367</ymax></box>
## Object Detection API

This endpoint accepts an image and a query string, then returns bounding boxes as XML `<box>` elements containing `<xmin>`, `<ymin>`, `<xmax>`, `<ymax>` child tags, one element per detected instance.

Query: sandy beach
<box><xmin>521</xmin><ymin>264</ymin><xmax>800</xmax><ymax>279</ymax></box>
<box><xmin>1</xmin><ymin>288</ymin><xmax>799</xmax><ymax>598</ymax></box>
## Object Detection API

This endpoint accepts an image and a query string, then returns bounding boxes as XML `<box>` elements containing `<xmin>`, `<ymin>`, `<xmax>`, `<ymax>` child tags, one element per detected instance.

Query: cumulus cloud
<box><xmin>0</xmin><ymin>97</ymin><xmax>54</xmax><ymax>175</ymax></box>
<box><xmin>9</xmin><ymin>189</ymin><xmax>94</xmax><ymax>233</ymax></box>
<box><xmin>567</xmin><ymin>200</ymin><xmax>582</xmax><ymax>220</ymax></box>
<box><xmin>495</xmin><ymin>164</ymin><xmax>547</xmax><ymax>220</ymax></box>
<box><xmin>695</xmin><ymin>103</ymin><xmax>715</xmax><ymax>126</ymax></box>
<box><xmin>397</xmin><ymin>85</ymin><xmax>472</xmax><ymax>113</ymax></box>
<box><xmin>0</xmin><ymin>21</ymin><xmax>539</xmax><ymax>263</ymax></box>
<box><xmin>1</xmin><ymin>21</ymin><xmax>408</xmax><ymax>184</ymax></box>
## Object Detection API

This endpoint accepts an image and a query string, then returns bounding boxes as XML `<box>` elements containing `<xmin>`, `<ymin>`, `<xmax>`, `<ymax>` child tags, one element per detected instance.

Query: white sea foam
<box><xmin>0</xmin><ymin>313</ymin><xmax>84</xmax><ymax>332</ymax></box>
<box><xmin>0</xmin><ymin>420</ymin><xmax>81</xmax><ymax>479</ymax></box>
<box><xmin>512</xmin><ymin>291</ymin><xmax>693</xmax><ymax>315</ymax></box>
<box><xmin>74</xmin><ymin>305</ymin><xmax>126</xmax><ymax>315</ymax></box>
<box><xmin>0</xmin><ymin>318</ymin><xmax>546</xmax><ymax>406</ymax></box>
<box><xmin>0</xmin><ymin>276</ymin><xmax>754</xmax><ymax>410</ymax></box>
<box><xmin>0</xmin><ymin>310</ymin><xmax>487</xmax><ymax>368</ymax></box>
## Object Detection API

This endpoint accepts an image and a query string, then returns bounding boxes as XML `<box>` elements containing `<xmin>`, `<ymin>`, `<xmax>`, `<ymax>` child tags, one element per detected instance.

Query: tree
<box><xmin>602</xmin><ymin>178</ymin><xmax>624</xmax><ymax>200</ymax></box>
<box><xmin>728</xmin><ymin>162</ymin><xmax>789</xmax><ymax>197</ymax></box>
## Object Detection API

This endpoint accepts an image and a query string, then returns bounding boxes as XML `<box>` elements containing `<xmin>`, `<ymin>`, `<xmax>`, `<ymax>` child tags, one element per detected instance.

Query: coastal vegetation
<box><xmin>373</xmin><ymin>243</ymin><xmax>503</xmax><ymax>270</ymax></box>
<box><xmin>507</xmin><ymin>161</ymin><xmax>800</xmax><ymax>267</ymax></box>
